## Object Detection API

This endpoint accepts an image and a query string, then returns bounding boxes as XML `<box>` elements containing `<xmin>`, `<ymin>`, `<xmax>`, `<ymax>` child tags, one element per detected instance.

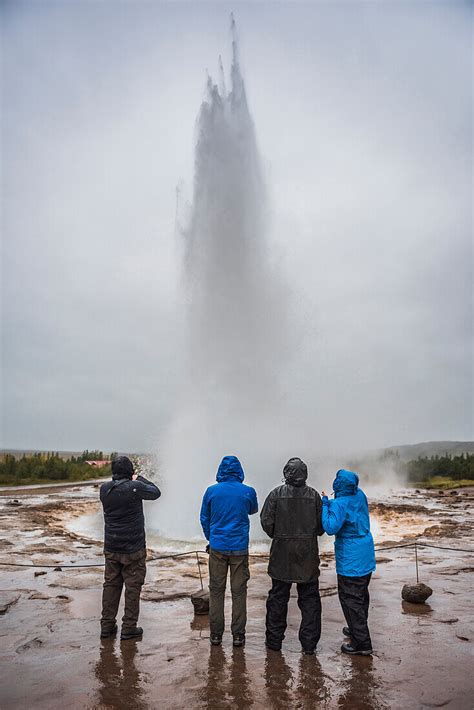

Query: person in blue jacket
<box><xmin>322</xmin><ymin>469</ymin><xmax>376</xmax><ymax>655</ymax></box>
<box><xmin>200</xmin><ymin>455</ymin><xmax>258</xmax><ymax>648</ymax></box>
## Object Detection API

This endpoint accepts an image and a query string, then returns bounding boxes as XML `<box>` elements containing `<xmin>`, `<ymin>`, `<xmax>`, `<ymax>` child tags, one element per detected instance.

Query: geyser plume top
<box><xmin>185</xmin><ymin>20</ymin><xmax>284</xmax><ymax>403</ymax></box>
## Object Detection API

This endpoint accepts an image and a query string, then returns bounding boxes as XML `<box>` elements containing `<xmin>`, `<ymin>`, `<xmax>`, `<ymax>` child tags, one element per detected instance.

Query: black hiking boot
<box><xmin>100</xmin><ymin>624</ymin><xmax>117</xmax><ymax>639</ymax></box>
<box><xmin>233</xmin><ymin>634</ymin><xmax>245</xmax><ymax>648</ymax></box>
<box><xmin>341</xmin><ymin>642</ymin><xmax>372</xmax><ymax>656</ymax></box>
<box><xmin>121</xmin><ymin>626</ymin><xmax>143</xmax><ymax>640</ymax></box>
<box><xmin>342</xmin><ymin>627</ymin><xmax>351</xmax><ymax>637</ymax></box>
<box><xmin>210</xmin><ymin>633</ymin><xmax>222</xmax><ymax>646</ymax></box>
<box><xmin>265</xmin><ymin>641</ymin><xmax>282</xmax><ymax>652</ymax></box>
<box><xmin>302</xmin><ymin>648</ymin><xmax>316</xmax><ymax>656</ymax></box>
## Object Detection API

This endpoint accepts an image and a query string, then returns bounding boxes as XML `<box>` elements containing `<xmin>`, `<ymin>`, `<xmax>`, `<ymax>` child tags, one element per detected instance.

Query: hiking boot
<box><xmin>100</xmin><ymin>624</ymin><xmax>118</xmax><ymax>639</ymax></box>
<box><xmin>302</xmin><ymin>648</ymin><xmax>316</xmax><ymax>655</ymax></box>
<box><xmin>121</xmin><ymin>626</ymin><xmax>143</xmax><ymax>640</ymax></box>
<box><xmin>265</xmin><ymin>641</ymin><xmax>282</xmax><ymax>652</ymax></box>
<box><xmin>341</xmin><ymin>643</ymin><xmax>372</xmax><ymax>656</ymax></box>
<box><xmin>210</xmin><ymin>633</ymin><xmax>222</xmax><ymax>646</ymax></box>
<box><xmin>233</xmin><ymin>634</ymin><xmax>245</xmax><ymax>648</ymax></box>
<box><xmin>342</xmin><ymin>627</ymin><xmax>351</xmax><ymax>637</ymax></box>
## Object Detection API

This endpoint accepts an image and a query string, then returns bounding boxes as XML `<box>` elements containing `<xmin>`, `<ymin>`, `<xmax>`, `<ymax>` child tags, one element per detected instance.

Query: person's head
<box><xmin>283</xmin><ymin>457</ymin><xmax>308</xmax><ymax>487</ymax></box>
<box><xmin>111</xmin><ymin>456</ymin><xmax>134</xmax><ymax>481</ymax></box>
<box><xmin>333</xmin><ymin>469</ymin><xmax>359</xmax><ymax>498</ymax></box>
<box><xmin>216</xmin><ymin>455</ymin><xmax>244</xmax><ymax>482</ymax></box>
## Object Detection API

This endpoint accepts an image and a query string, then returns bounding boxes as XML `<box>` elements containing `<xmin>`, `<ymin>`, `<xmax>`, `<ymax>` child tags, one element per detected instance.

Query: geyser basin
<box><xmin>65</xmin><ymin>489</ymin><xmax>439</xmax><ymax>553</ymax></box>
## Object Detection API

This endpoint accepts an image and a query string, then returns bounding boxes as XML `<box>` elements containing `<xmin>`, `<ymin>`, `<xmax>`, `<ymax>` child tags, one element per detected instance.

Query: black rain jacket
<box><xmin>260</xmin><ymin>458</ymin><xmax>324</xmax><ymax>583</ymax></box>
<box><xmin>100</xmin><ymin>473</ymin><xmax>161</xmax><ymax>554</ymax></box>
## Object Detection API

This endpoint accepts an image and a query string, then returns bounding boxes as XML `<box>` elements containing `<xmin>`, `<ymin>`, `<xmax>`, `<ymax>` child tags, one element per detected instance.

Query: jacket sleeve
<box><xmin>248</xmin><ymin>488</ymin><xmax>258</xmax><ymax>515</ymax></box>
<box><xmin>135</xmin><ymin>476</ymin><xmax>161</xmax><ymax>500</ymax></box>
<box><xmin>315</xmin><ymin>492</ymin><xmax>324</xmax><ymax>536</ymax></box>
<box><xmin>260</xmin><ymin>491</ymin><xmax>277</xmax><ymax>538</ymax></box>
<box><xmin>200</xmin><ymin>489</ymin><xmax>211</xmax><ymax>541</ymax></box>
<box><xmin>321</xmin><ymin>497</ymin><xmax>347</xmax><ymax>535</ymax></box>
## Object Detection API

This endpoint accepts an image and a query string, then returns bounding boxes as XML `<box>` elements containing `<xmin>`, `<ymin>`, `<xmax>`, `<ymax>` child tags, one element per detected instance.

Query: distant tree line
<box><xmin>0</xmin><ymin>450</ymin><xmax>117</xmax><ymax>485</ymax></box>
<box><xmin>342</xmin><ymin>448</ymin><xmax>473</xmax><ymax>487</ymax></box>
<box><xmin>404</xmin><ymin>453</ymin><xmax>474</xmax><ymax>483</ymax></box>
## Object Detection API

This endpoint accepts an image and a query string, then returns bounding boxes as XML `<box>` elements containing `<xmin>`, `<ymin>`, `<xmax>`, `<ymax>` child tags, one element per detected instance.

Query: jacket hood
<box><xmin>333</xmin><ymin>469</ymin><xmax>359</xmax><ymax>497</ymax></box>
<box><xmin>216</xmin><ymin>456</ymin><xmax>245</xmax><ymax>483</ymax></box>
<box><xmin>112</xmin><ymin>456</ymin><xmax>134</xmax><ymax>480</ymax></box>
<box><xmin>283</xmin><ymin>457</ymin><xmax>308</xmax><ymax>487</ymax></box>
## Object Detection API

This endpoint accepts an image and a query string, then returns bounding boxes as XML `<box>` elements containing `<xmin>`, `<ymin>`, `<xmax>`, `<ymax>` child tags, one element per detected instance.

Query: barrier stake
<box><xmin>196</xmin><ymin>551</ymin><xmax>203</xmax><ymax>590</ymax></box>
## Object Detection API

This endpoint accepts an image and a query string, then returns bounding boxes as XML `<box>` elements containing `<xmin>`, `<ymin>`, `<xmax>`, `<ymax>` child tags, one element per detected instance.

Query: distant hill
<box><xmin>384</xmin><ymin>441</ymin><xmax>474</xmax><ymax>462</ymax></box>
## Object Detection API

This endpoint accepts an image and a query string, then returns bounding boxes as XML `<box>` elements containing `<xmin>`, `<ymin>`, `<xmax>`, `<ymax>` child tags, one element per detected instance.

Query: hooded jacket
<box><xmin>321</xmin><ymin>469</ymin><xmax>376</xmax><ymax>577</ymax></box>
<box><xmin>260</xmin><ymin>458</ymin><xmax>324</xmax><ymax>583</ymax></box>
<box><xmin>200</xmin><ymin>456</ymin><xmax>258</xmax><ymax>553</ymax></box>
<box><xmin>100</xmin><ymin>456</ymin><xmax>161</xmax><ymax>554</ymax></box>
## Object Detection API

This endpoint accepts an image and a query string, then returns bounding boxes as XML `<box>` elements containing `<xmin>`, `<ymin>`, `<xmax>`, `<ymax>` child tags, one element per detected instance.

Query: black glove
<box><xmin>205</xmin><ymin>544</ymin><xmax>210</xmax><ymax>554</ymax></box>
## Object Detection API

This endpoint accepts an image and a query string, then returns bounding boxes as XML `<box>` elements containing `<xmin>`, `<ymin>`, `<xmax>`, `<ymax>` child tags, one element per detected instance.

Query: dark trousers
<box><xmin>101</xmin><ymin>549</ymin><xmax>146</xmax><ymax>633</ymax></box>
<box><xmin>337</xmin><ymin>573</ymin><xmax>372</xmax><ymax>651</ymax></box>
<box><xmin>208</xmin><ymin>549</ymin><xmax>250</xmax><ymax>637</ymax></box>
<box><xmin>265</xmin><ymin>578</ymin><xmax>322</xmax><ymax>653</ymax></box>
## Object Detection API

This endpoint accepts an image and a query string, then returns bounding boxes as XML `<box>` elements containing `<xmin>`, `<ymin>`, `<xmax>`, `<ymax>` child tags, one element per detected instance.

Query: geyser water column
<box><xmin>158</xmin><ymin>21</ymin><xmax>289</xmax><ymax>541</ymax></box>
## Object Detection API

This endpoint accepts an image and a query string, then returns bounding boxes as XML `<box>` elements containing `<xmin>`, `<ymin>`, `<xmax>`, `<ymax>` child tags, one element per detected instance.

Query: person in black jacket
<box><xmin>260</xmin><ymin>457</ymin><xmax>324</xmax><ymax>654</ymax></box>
<box><xmin>100</xmin><ymin>456</ymin><xmax>160</xmax><ymax>640</ymax></box>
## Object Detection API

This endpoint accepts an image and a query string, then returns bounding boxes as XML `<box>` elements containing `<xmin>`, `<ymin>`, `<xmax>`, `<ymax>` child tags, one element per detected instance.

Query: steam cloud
<box><xmin>158</xmin><ymin>21</ymin><xmax>295</xmax><ymax>540</ymax></box>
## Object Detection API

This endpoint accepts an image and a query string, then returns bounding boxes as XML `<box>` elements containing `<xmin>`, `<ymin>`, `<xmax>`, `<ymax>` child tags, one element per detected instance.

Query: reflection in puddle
<box><xmin>200</xmin><ymin>645</ymin><xmax>252</xmax><ymax>708</ymax></box>
<box><xmin>190</xmin><ymin>614</ymin><xmax>209</xmax><ymax>632</ymax></box>
<box><xmin>264</xmin><ymin>651</ymin><xmax>332</xmax><ymax>708</ymax></box>
<box><xmin>295</xmin><ymin>655</ymin><xmax>331</xmax><ymax>707</ymax></box>
<box><xmin>264</xmin><ymin>651</ymin><xmax>294</xmax><ymax>708</ymax></box>
<box><xmin>401</xmin><ymin>600</ymin><xmax>433</xmax><ymax>615</ymax></box>
<box><xmin>337</xmin><ymin>656</ymin><xmax>388</xmax><ymax>710</ymax></box>
<box><xmin>94</xmin><ymin>639</ymin><xmax>148</xmax><ymax>710</ymax></box>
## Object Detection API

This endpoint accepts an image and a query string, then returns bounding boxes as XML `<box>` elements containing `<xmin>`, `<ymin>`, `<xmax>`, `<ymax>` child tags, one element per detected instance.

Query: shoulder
<box><xmin>100</xmin><ymin>481</ymin><xmax>112</xmax><ymax>496</ymax></box>
<box><xmin>303</xmin><ymin>485</ymin><xmax>320</xmax><ymax>498</ymax></box>
<box><xmin>331</xmin><ymin>496</ymin><xmax>349</xmax><ymax>511</ymax></box>
<box><xmin>266</xmin><ymin>484</ymin><xmax>287</xmax><ymax>499</ymax></box>
<box><xmin>356</xmin><ymin>489</ymin><xmax>369</xmax><ymax>506</ymax></box>
<box><xmin>242</xmin><ymin>483</ymin><xmax>257</xmax><ymax>495</ymax></box>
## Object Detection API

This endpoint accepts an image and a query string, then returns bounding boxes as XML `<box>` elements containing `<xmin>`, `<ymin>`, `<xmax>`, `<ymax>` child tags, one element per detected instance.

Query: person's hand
<box><xmin>205</xmin><ymin>544</ymin><xmax>210</xmax><ymax>554</ymax></box>
<box><xmin>321</xmin><ymin>490</ymin><xmax>327</xmax><ymax>498</ymax></box>
<box><xmin>132</xmin><ymin>473</ymin><xmax>138</xmax><ymax>481</ymax></box>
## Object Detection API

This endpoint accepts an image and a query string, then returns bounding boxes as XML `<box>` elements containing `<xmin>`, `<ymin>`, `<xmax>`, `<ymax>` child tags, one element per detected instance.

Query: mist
<box><xmin>2</xmin><ymin>2</ymin><xmax>472</xmax><ymax>476</ymax></box>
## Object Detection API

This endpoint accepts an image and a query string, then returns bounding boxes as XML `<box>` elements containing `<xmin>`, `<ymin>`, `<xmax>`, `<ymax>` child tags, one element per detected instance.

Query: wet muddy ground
<box><xmin>0</xmin><ymin>485</ymin><xmax>473</xmax><ymax>709</ymax></box>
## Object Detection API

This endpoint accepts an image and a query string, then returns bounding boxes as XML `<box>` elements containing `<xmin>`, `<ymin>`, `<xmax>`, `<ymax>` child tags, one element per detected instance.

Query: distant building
<box><xmin>85</xmin><ymin>460</ymin><xmax>109</xmax><ymax>469</ymax></box>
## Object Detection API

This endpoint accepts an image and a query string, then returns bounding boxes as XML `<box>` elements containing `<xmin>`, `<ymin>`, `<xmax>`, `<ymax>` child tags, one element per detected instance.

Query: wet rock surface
<box><xmin>0</xmin><ymin>483</ymin><xmax>473</xmax><ymax>709</ymax></box>
<box><xmin>401</xmin><ymin>582</ymin><xmax>433</xmax><ymax>603</ymax></box>
<box><xmin>0</xmin><ymin>592</ymin><xmax>20</xmax><ymax>615</ymax></box>
<box><xmin>191</xmin><ymin>589</ymin><xmax>210</xmax><ymax>615</ymax></box>
<box><xmin>16</xmin><ymin>637</ymin><xmax>43</xmax><ymax>654</ymax></box>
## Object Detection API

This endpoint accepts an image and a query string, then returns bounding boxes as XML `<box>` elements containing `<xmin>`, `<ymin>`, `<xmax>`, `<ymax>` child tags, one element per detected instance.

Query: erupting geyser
<box><xmin>157</xmin><ymin>19</ymin><xmax>291</xmax><ymax>540</ymax></box>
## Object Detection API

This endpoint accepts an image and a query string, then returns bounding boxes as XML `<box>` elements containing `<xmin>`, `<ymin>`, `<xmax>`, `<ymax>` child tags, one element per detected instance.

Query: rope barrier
<box><xmin>0</xmin><ymin>541</ymin><xmax>471</xmax><ymax>568</ymax></box>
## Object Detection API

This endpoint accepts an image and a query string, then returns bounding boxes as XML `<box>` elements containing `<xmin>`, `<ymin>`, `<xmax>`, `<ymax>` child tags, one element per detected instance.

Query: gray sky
<box><xmin>1</xmin><ymin>0</ymin><xmax>472</xmax><ymax>453</ymax></box>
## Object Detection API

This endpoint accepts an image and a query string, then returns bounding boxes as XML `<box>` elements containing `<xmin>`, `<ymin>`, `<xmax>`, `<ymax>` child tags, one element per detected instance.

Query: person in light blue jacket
<box><xmin>322</xmin><ymin>469</ymin><xmax>375</xmax><ymax>655</ymax></box>
<box><xmin>200</xmin><ymin>456</ymin><xmax>258</xmax><ymax>647</ymax></box>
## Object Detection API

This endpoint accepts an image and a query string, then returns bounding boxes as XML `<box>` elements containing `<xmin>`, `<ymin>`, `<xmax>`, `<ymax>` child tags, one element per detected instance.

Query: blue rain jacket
<box><xmin>200</xmin><ymin>456</ymin><xmax>258</xmax><ymax>553</ymax></box>
<box><xmin>321</xmin><ymin>469</ymin><xmax>376</xmax><ymax>577</ymax></box>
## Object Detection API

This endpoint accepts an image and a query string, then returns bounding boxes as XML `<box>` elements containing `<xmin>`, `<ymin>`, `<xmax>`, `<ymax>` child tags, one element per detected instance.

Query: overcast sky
<box><xmin>1</xmin><ymin>0</ymin><xmax>472</xmax><ymax>453</ymax></box>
